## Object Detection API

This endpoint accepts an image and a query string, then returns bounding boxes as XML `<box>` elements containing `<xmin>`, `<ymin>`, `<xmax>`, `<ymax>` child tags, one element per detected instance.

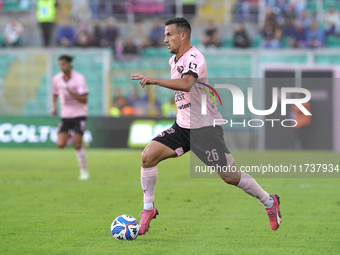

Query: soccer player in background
<box><xmin>131</xmin><ymin>18</ymin><xmax>282</xmax><ymax>235</ymax></box>
<box><xmin>51</xmin><ymin>55</ymin><xmax>90</xmax><ymax>180</ymax></box>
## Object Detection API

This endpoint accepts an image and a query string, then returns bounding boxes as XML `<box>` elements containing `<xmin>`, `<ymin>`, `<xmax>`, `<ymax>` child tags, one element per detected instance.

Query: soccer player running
<box><xmin>51</xmin><ymin>55</ymin><xmax>90</xmax><ymax>180</ymax></box>
<box><xmin>131</xmin><ymin>18</ymin><xmax>282</xmax><ymax>234</ymax></box>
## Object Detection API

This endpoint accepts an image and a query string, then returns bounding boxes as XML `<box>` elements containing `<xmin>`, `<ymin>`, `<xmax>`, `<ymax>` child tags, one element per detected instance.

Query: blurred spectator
<box><xmin>91</xmin><ymin>25</ymin><xmax>101</xmax><ymax>47</ymax></box>
<box><xmin>143</xmin><ymin>87</ymin><xmax>161</xmax><ymax>116</ymax></box>
<box><xmin>89</xmin><ymin>0</ymin><xmax>100</xmax><ymax>19</ymax></box>
<box><xmin>324</xmin><ymin>7</ymin><xmax>340</xmax><ymax>36</ymax></box>
<box><xmin>262</xmin><ymin>28</ymin><xmax>282</xmax><ymax>49</ymax></box>
<box><xmin>306</xmin><ymin>21</ymin><xmax>325</xmax><ymax>48</ymax></box>
<box><xmin>131</xmin><ymin>21</ymin><xmax>149</xmax><ymax>49</ymax></box>
<box><xmin>69</xmin><ymin>0</ymin><xmax>91</xmax><ymax>22</ymax></box>
<box><xmin>0</xmin><ymin>0</ymin><xmax>3</xmax><ymax>10</ymax></box>
<box><xmin>297</xmin><ymin>10</ymin><xmax>312</xmax><ymax>29</ymax></box>
<box><xmin>3</xmin><ymin>19</ymin><xmax>24</xmax><ymax>47</ymax></box>
<box><xmin>264</xmin><ymin>7</ymin><xmax>279</xmax><ymax>32</ymax></box>
<box><xmin>292</xmin><ymin>0</ymin><xmax>307</xmax><ymax>18</ymax></box>
<box><xmin>273</xmin><ymin>28</ymin><xmax>283</xmax><ymax>47</ymax></box>
<box><xmin>110</xmin><ymin>88</ymin><xmax>126</xmax><ymax>117</ymax></box>
<box><xmin>202</xmin><ymin>20</ymin><xmax>221</xmax><ymax>48</ymax></box>
<box><xmin>261</xmin><ymin>37</ymin><xmax>273</xmax><ymax>48</ymax></box>
<box><xmin>75</xmin><ymin>23</ymin><xmax>92</xmax><ymax>47</ymax></box>
<box><xmin>233</xmin><ymin>0</ymin><xmax>250</xmax><ymax>22</ymax></box>
<box><xmin>161</xmin><ymin>97</ymin><xmax>177</xmax><ymax>118</ymax></box>
<box><xmin>131</xmin><ymin>87</ymin><xmax>161</xmax><ymax>116</ymax></box>
<box><xmin>99</xmin><ymin>0</ymin><xmax>127</xmax><ymax>19</ymax></box>
<box><xmin>262</xmin><ymin>23</ymin><xmax>275</xmax><ymax>40</ymax></box>
<box><xmin>98</xmin><ymin>0</ymin><xmax>110</xmax><ymax>19</ymax></box>
<box><xmin>36</xmin><ymin>0</ymin><xmax>59</xmax><ymax>47</ymax></box>
<box><xmin>127</xmin><ymin>87</ymin><xmax>140</xmax><ymax>106</ymax></box>
<box><xmin>112</xmin><ymin>88</ymin><xmax>126</xmax><ymax>110</ymax></box>
<box><xmin>233</xmin><ymin>23</ymin><xmax>251</xmax><ymax>48</ymax></box>
<box><xmin>100</xmin><ymin>17</ymin><xmax>120</xmax><ymax>48</ymax></box>
<box><xmin>290</xmin><ymin>21</ymin><xmax>306</xmax><ymax>48</ymax></box>
<box><xmin>282</xmin><ymin>19</ymin><xmax>295</xmax><ymax>38</ymax></box>
<box><xmin>56</xmin><ymin>19</ymin><xmax>76</xmax><ymax>47</ymax></box>
<box><xmin>282</xmin><ymin>5</ymin><xmax>296</xmax><ymax>25</ymax></box>
<box><xmin>114</xmin><ymin>37</ymin><xmax>124</xmax><ymax>61</ymax></box>
<box><xmin>248</xmin><ymin>0</ymin><xmax>259</xmax><ymax>22</ymax></box>
<box><xmin>121</xmin><ymin>105</ymin><xmax>136</xmax><ymax>116</ymax></box>
<box><xmin>124</xmin><ymin>37</ymin><xmax>138</xmax><ymax>59</ymax></box>
<box><xmin>149</xmin><ymin>19</ymin><xmax>165</xmax><ymax>48</ymax></box>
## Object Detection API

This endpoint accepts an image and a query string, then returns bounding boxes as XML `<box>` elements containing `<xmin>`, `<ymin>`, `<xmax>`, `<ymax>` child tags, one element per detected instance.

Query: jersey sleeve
<box><xmin>77</xmin><ymin>75</ymin><xmax>89</xmax><ymax>95</ymax></box>
<box><xmin>52</xmin><ymin>77</ymin><xmax>59</xmax><ymax>96</ymax></box>
<box><xmin>181</xmin><ymin>53</ymin><xmax>199</xmax><ymax>78</ymax></box>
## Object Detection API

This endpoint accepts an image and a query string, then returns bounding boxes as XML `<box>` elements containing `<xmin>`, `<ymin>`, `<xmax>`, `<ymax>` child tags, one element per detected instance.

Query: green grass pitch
<box><xmin>1</xmin><ymin>148</ymin><xmax>339</xmax><ymax>254</ymax></box>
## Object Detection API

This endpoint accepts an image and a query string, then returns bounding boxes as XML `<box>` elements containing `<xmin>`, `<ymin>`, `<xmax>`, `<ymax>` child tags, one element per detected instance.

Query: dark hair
<box><xmin>58</xmin><ymin>55</ymin><xmax>73</xmax><ymax>63</ymax></box>
<box><xmin>165</xmin><ymin>18</ymin><xmax>191</xmax><ymax>39</ymax></box>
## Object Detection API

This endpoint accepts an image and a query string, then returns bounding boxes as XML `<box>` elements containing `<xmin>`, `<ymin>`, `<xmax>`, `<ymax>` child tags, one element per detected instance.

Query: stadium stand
<box><xmin>1</xmin><ymin>0</ymin><xmax>33</xmax><ymax>12</ymax></box>
<box><xmin>2</xmin><ymin>0</ymin><xmax>340</xmax><ymax>120</ymax></box>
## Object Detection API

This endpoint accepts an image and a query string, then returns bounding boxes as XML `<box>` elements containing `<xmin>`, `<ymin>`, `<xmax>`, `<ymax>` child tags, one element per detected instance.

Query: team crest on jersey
<box><xmin>177</xmin><ymin>66</ymin><xmax>184</xmax><ymax>74</ymax></box>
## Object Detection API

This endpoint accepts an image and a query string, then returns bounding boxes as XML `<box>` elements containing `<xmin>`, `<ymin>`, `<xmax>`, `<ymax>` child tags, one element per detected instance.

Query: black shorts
<box><xmin>57</xmin><ymin>116</ymin><xmax>87</xmax><ymax>136</ymax></box>
<box><xmin>152</xmin><ymin>121</ymin><xmax>231</xmax><ymax>166</ymax></box>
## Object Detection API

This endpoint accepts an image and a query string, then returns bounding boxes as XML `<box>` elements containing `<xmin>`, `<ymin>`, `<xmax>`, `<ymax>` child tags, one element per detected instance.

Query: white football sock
<box><xmin>144</xmin><ymin>202</ymin><xmax>154</xmax><ymax>210</ymax></box>
<box><xmin>141</xmin><ymin>166</ymin><xmax>158</xmax><ymax>210</ymax></box>
<box><xmin>76</xmin><ymin>147</ymin><xmax>88</xmax><ymax>174</ymax></box>
<box><xmin>263</xmin><ymin>196</ymin><xmax>274</xmax><ymax>208</ymax></box>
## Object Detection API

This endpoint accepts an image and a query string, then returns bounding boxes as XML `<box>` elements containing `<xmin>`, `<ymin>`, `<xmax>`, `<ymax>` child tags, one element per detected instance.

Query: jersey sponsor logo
<box><xmin>175</xmin><ymin>91</ymin><xmax>185</xmax><ymax>102</ymax></box>
<box><xmin>178</xmin><ymin>102</ymin><xmax>191</xmax><ymax>110</ymax></box>
<box><xmin>177</xmin><ymin>66</ymin><xmax>184</xmax><ymax>74</ymax></box>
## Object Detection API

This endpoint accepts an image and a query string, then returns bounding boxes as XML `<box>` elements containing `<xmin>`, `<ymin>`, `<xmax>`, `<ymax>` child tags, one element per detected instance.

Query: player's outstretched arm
<box><xmin>131</xmin><ymin>74</ymin><xmax>196</xmax><ymax>92</ymax></box>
